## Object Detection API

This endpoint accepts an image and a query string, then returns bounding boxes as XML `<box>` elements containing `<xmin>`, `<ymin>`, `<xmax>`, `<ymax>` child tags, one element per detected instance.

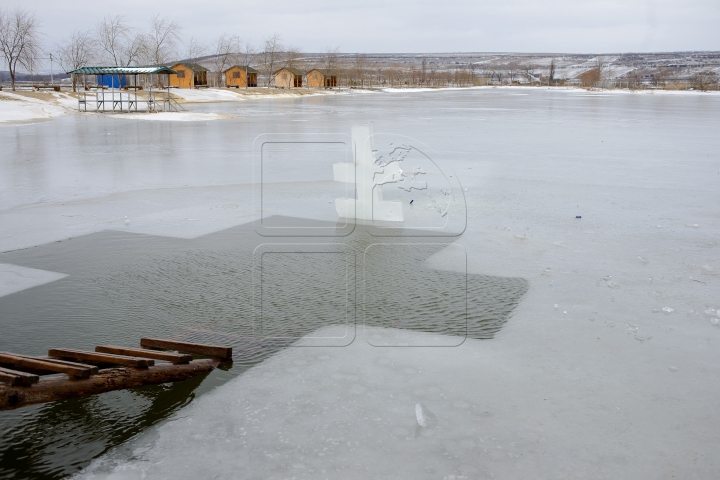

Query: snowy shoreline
<box><xmin>2</xmin><ymin>85</ymin><xmax>717</xmax><ymax>126</ymax></box>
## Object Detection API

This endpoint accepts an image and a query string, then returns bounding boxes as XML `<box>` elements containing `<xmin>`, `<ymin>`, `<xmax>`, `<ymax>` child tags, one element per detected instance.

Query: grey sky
<box><xmin>8</xmin><ymin>0</ymin><xmax>720</xmax><ymax>54</ymax></box>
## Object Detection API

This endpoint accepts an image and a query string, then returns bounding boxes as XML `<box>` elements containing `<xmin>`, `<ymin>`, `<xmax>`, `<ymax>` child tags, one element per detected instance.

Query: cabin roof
<box><xmin>172</xmin><ymin>63</ymin><xmax>209</xmax><ymax>72</ymax></box>
<box><xmin>224</xmin><ymin>65</ymin><xmax>259</xmax><ymax>74</ymax></box>
<box><xmin>273</xmin><ymin>67</ymin><xmax>303</xmax><ymax>76</ymax></box>
<box><xmin>306</xmin><ymin>68</ymin><xmax>337</xmax><ymax>77</ymax></box>
<box><xmin>68</xmin><ymin>66</ymin><xmax>178</xmax><ymax>75</ymax></box>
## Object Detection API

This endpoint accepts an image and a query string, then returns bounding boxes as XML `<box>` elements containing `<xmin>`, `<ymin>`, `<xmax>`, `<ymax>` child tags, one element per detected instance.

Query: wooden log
<box><xmin>14</xmin><ymin>354</ymin><xmax>99</xmax><ymax>375</ymax></box>
<box><xmin>95</xmin><ymin>346</ymin><xmax>191</xmax><ymax>364</ymax></box>
<box><xmin>0</xmin><ymin>359</ymin><xmax>220</xmax><ymax>410</ymax></box>
<box><xmin>140</xmin><ymin>338</ymin><xmax>232</xmax><ymax>359</ymax></box>
<box><xmin>0</xmin><ymin>367</ymin><xmax>39</xmax><ymax>387</ymax></box>
<box><xmin>48</xmin><ymin>348</ymin><xmax>154</xmax><ymax>368</ymax></box>
<box><xmin>0</xmin><ymin>352</ymin><xmax>93</xmax><ymax>378</ymax></box>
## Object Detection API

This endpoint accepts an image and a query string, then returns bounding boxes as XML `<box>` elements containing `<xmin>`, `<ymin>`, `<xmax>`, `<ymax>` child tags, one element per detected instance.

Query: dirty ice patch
<box><xmin>0</xmin><ymin>263</ymin><xmax>67</xmax><ymax>298</ymax></box>
<box><xmin>108</xmin><ymin>112</ymin><xmax>234</xmax><ymax>121</ymax></box>
<box><xmin>0</xmin><ymin>92</ymin><xmax>68</xmax><ymax>125</ymax></box>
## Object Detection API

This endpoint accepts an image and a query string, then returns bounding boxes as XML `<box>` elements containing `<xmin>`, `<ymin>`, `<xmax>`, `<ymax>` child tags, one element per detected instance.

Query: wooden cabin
<box><xmin>224</xmin><ymin>65</ymin><xmax>258</xmax><ymax>88</ymax></box>
<box><xmin>168</xmin><ymin>63</ymin><xmax>209</xmax><ymax>89</ymax></box>
<box><xmin>306</xmin><ymin>69</ymin><xmax>338</xmax><ymax>88</ymax></box>
<box><xmin>273</xmin><ymin>67</ymin><xmax>303</xmax><ymax>88</ymax></box>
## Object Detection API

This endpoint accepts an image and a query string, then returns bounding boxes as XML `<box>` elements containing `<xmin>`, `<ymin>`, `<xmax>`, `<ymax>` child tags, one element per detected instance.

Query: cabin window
<box><xmin>232</xmin><ymin>71</ymin><xmax>241</xmax><ymax>78</ymax></box>
<box><xmin>177</xmin><ymin>71</ymin><xmax>185</xmax><ymax>79</ymax></box>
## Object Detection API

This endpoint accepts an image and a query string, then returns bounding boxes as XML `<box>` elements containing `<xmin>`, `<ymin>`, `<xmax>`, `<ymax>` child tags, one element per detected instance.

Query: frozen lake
<box><xmin>1</xmin><ymin>88</ymin><xmax>719</xmax><ymax>479</ymax></box>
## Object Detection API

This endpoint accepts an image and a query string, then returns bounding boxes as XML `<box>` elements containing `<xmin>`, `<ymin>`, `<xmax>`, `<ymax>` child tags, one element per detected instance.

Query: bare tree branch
<box><xmin>145</xmin><ymin>14</ymin><xmax>181</xmax><ymax>65</ymax></box>
<box><xmin>184</xmin><ymin>37</ymin><xmax>208</xmax><ymax>61</ymax></box>
<box><xmin>57</xmin><ymin>30</ymin><xmax>95</xmax><ymax>91</ymax></box>
<box><xmin>95</xmin><ymin>15</ymin><xmax>144</xmax><ymax>66</ymax></box>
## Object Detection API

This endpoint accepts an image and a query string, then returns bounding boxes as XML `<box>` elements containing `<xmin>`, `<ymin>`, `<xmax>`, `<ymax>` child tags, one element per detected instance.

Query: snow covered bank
<box><xmin>381</xmin><ymin>85</ymin><xmax>720</xmax><ymax>96</ymax></box>
<box><xmin>169</xmin><ymin>87</ymin><xmax>351</xmax><ymax>103</ymax></box>
<box><xmin>108</xmin><ymin>112</ymin><xmax>235</xmax><ymax>121</ymax></box>
<box><xmin>0</xmin><ymin>91</ymin><xmax>76</xmax><ymax>125</ymax></box>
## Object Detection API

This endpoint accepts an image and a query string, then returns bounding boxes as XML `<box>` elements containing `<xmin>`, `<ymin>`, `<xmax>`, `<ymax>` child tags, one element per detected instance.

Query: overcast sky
<box><xmin>6</xmin><ymin>0</ymin><xmax>720</xmax><ymax>54</ymax></box>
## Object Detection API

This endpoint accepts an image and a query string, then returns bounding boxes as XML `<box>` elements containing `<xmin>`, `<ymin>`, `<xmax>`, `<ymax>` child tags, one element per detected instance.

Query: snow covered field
<box><xmin>1</xmin><ymin>88</ymin><xmax>719</xmax><ymax>479</ymax></box>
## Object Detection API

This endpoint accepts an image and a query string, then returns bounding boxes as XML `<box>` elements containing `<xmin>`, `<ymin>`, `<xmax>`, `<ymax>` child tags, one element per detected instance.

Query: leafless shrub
<box><xmin>690</xmin><ymin>70</ymin><xmax>718</xmax><ymax>91</ymax></box>
<box><xmin>580</xmin><ymin>68</ymin><xmax>600</xmax><ymax>87</ymax></box>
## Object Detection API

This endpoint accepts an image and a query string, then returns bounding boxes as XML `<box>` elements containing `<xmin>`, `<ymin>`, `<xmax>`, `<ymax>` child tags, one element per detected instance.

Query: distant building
<box><xmin>273</xmin><ymin>67</ymin><xmax>303</xmax><ymax>88</ymax></box>
<box><xmin>168</xmin><ymin>63</ymin><xmax>208</xmax><ymax>89</ymax></box>
<box><xmin>224</xmin><ymin>65</ymin><xmax>258</xmax><ymax>88</ymax></box>
<box><xmin>473</xmin><ymin>77</ymin><xmax>491</xmax><ymax>86</ymax></box>
<box><xmin>306</xmin><ymin>69</ymin><xmax>338</xmax><ymax>88</ymax></box>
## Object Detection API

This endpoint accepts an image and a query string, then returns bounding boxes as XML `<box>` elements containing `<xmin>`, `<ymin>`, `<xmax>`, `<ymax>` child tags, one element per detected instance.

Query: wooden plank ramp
<box><xmin>0</xmin><ymin>338</ymin><xmax>232</xmax><ymax>411</ymax></box>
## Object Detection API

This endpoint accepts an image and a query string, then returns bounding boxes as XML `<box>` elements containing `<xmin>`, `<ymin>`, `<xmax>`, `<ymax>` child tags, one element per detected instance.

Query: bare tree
<box><xmin>520</xmin><ymin>62</ymin><xmax>536</xmax><ymax>83</ymax></box>
<box><xmin>353</xmin><ymin>54</ymin><xmax>369</xmax><ymax>87</ymax></box>
<box><xmin>548</xmin><ymin>58</ymin><xmax>556</xmax><ymax>84</ymax></box>
<box><xmin>0</xmin><ymin>8</ymin><xmax>41</xmax><ymax>90</ymax></box>
<box><xmin>239</xmin><ymin>41</ymin><xmax>256</xmax><ymax>68</ymax></box>
<box><xmin>506</xmin><ymin>62</ymin><xmax>520</xmax><ymax>83</ymax></box>
<box><xmin>211</xmin><ymin>33</ymin><xmax>239</xmax><ymax>86</ymax></box>
<box><xmin>95</xmin><ymin>15</ymin><xmax>144</xmax><ymax>66</ymax></box>
<box><xmin>145</xmin><ymin>14</ymin><xmax>181</xmax><ymax>65</ymax></box>
<box><xmin>57</xmin><ymin>30</ymin><xmax>95</xmax><ymax>91</ymax></box>
<box><xmin>321</xmin><ymin>46</ymin><xmax>339</xmax><ymax>71</ymax></box>
<box><xmin>259</xmin><ymin>34</ymin><xmax>283</xmax><ymax>87</ymax></box>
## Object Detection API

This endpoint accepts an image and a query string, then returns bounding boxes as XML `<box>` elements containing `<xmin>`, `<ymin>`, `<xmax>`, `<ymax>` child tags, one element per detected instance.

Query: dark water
<box><xmin>0</xmin><ymin>216</ymin><xmax>527</xmax><ymax>479</ymax></box>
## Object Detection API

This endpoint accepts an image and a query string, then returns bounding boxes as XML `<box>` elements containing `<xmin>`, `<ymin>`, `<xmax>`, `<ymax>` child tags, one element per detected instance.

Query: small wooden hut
<box><xmin>273</xmin><ymin>67</ymin><xmax>303</xmax><ymax>88</ymax></box>
<box><xmin>168</xmin><ymin>63</ymin><xmax>209</xmax><ymax>89</ymax></box>
<box><xmin>224</xmin><ymin>65</ymin><xmax>258</xmax><ymax>88</ymax></box>
<box><xmin>306</xmin><ymin>69</ymin><xmax>338</xmax><ymax>88</ymax></box>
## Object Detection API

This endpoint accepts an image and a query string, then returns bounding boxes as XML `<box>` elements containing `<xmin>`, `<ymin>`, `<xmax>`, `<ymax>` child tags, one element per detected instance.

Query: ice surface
<box><xmin>0</xmin><ymin>263</ymin><xmax>67</xmax><ymax>298</ymax></box>
<box><xmin>2</xmin><ymin>87</ymin><xmax>720</xmax><ymax>478</ymax></box>
<box><xmin>73</xmin><ymin>318</ymin><xmax>719</xmax><ymax>480</ymax></box>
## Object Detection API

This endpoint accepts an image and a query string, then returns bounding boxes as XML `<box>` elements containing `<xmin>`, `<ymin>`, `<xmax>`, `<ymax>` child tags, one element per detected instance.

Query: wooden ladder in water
<box><xmin>0</xmin><ymin>338</ymin><xmax>232</xmax><ymax>411</ymax></box>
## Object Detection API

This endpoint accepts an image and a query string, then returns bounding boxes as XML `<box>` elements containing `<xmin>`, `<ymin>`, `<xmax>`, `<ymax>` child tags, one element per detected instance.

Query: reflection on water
<box><xmin>0</xmin><ymin>217</ymin><xmax>527</xmax><ymax>479</ymax></box>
